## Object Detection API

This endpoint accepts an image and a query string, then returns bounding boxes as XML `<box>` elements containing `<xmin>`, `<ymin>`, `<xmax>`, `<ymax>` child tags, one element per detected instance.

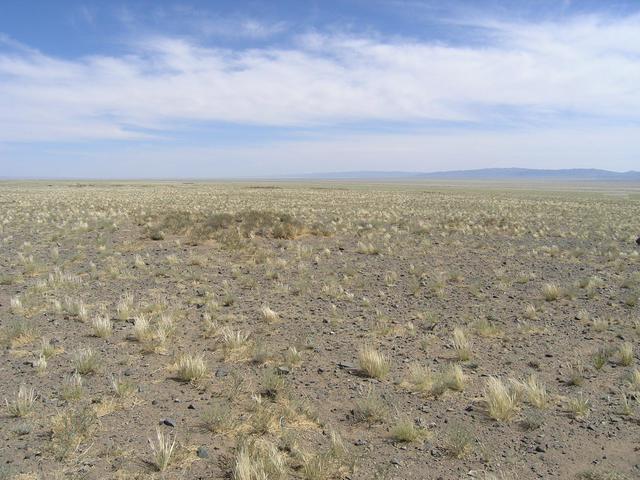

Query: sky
<box><xmin>1</xmin><ymin>0</ymin><xmax>639</xmax><ymax>178</ymax></box>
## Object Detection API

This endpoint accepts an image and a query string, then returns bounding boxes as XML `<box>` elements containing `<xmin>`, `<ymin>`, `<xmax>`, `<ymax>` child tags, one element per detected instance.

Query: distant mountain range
<box><xmin>293</xmin><ymin>168</ymin><xmax>640</xmax><ymax>181</ymax></box>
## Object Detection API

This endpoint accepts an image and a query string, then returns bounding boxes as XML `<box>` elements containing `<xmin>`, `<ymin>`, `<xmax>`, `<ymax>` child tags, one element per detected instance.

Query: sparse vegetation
<box><xmin>484</xmin><ymin>376</ymin><xmax>519</xmax><ymax>422</ymax></box>
<box><xmin>5</xmin><ymin>385</ymin><xmax>37</xmax><ymax>417</ymax></box>
<box><xmin>2</xmin><ymin>182</ymin><xmax>639</xmax><ymax>479</ymax></box>
<box><xmin>148</xmin><ymin>427</ymin><xmax>176</xmax><ymax>472</ymax></box>
<box><xmin>358</xmin><ymin>344</ymin><xmax>390</xmax><ymax>379</ymax></box>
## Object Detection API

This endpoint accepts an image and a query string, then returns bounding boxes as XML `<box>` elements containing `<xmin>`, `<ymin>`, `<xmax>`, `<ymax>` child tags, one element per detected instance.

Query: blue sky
<box><xmin>1</xmin><ymin>0</ymin><xmax>639</xmax><ymax>178</ymax></box>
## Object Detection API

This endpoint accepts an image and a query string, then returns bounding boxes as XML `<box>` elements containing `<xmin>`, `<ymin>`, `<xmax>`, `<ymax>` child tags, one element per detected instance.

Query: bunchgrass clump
<box><xmin>111</xmin><ymin>375</ymin><xmax>136</xmax><ymax>398</ymax></box>
<box><xmin>618</xmin><ymin>342</ymin><xmax>634</xmax><ymax>366</ymax></box>
<box><xmin>566</xmin><ymin>361</ymin><xmax>585</xmax><ymax>386</ymax></box>
<box><xmin>116</xmin><ymin>293</ymin><xmax>134</xmax><ymax>320</ymax></box>
<box><xmin>284</xmin><ymin>346</ymin><xmax>302</xmax><ymax>368</ymax></box>
<box><xmin>62</xmin><ymin>372</ymin><xmax>83</xmax><ymax>400</ymax></box>
<box><xmin>542</xmin><ymin>283</ymin><xmax>561</xmax><ymax>301</ymax></box>
<box><xmin>567</xmin><ymin>393</ymin><xmax>590</xmax><ymax>419</ymax></box>
<box><xmin>627</xmin><ymin>368</ymin><xmax>640</xmax><ymax>391</ymax></box>
<box><xmin>6</xmin><ymin>385</ymin><xmax>37</xmax><ymax>417</ymax></box>
<box><xmin>352</xmin><ymin>387</ymin><xmax>388</xmax><ymax>424</ymax></box>
<box><xmin>390</xmin><ymin>417</ymin><xmax>426</xmax><ymax>443</ymax></box>
<box><xmin>72</xmin><ymin>348</ymin><xmax>99</xmax><ymax>374</ymax></box>
<box><xmin>233</xmin><ymin>437</ymin><xmax>287</xmax><ymax>480</ymax></box>
<box><xmin>133</xmin><ymin>314</ymin><xmax>152</xmax><ymax>343</ymax></box>
<box><xmin>484</xmin><ymin>376</ymin><xmax>519</xmax><ymax>422</ymax></box>
<box><xmin>405</xmin><ymin>363</ymin><xmax>434</xmax><ymax>393</ymax></box>
<box><xmin>33</xmin><ymin>354</ymin><xmax>47</xmax><ymax>375</ymax></box>
<box><xmin>358</xmin><ymin>345</ymin><xmax>390</xmax><ymax>379</ymax></box>
<box><xmin>593</xmin><ymin>347</ymin><xmax>611</xmax><ymax>370</ymax></box>
<box><xmin>148</xmin><ymin>427</ymin><xmax>176</xmax><ymax>472</ymax></box>
<box><xmin>175</xmin><ymin>353</ymin><xmax>208</xmax><ymax>382</ymax></box>
<box><xmin>261</xmin><ymin>306</ymin><xmax>279</xmax><ymax>323</ymax></box>
<box><xmin>445</xmin><ymin>423</ymin><xmax>473</xmax><ymax>458</ymax></box>
<box><xmin>51</xmin><ymin>405</ymin><xmax>97</xmax><ymax>460</ymax></box>
<box><xmin>91</xmin><ymin>315</ymin><xmax>112</xmax><ymax>338</ymax></box>
<box><xmin>202</xmin><ymin>401</ymin><xmax>233</xmax><ymax>433</ymax></box>
<box><xmin>521</xmin><ymin>374</ymin><xmax>548</xmax><ymax>409</ymax></box>
<box><xmin>452</xmin><ymin>328</ymin><xmax>471</xmax><ymax>361</ymax></box>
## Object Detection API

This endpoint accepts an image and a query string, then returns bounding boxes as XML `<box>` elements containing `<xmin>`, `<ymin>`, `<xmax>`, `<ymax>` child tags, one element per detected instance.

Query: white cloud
<box><xmin>1</xmin><ymin>14</ymin><xmax>640</xmax><ymax>142</ymax></box>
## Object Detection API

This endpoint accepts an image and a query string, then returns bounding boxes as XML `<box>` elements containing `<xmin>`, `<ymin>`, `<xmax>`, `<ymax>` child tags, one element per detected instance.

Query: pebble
<box><xmin>337</xmin><ymin>362</ymin><xmax>356</xmax><ymax>369</ymax></box>
<box><xmin>161</xmin><ymin>418</ymin><xmax>176</xmax><ymax>427</ymax></box>
<box><xmin>197</xmin><ymin>447</ymin><xmax>209</xmax><ymax>459</ymax></box>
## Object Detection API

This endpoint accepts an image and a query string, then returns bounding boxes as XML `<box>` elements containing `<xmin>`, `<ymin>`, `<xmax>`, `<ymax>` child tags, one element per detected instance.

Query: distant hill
<box><xmin>294</xmin><ymin>168</ymin><xmax>640</xmax><ymax>181</ymax></box>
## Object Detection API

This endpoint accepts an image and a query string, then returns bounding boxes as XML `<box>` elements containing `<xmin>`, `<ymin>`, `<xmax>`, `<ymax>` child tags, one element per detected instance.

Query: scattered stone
<box><xmin>161</xmin><ymin>418</ymin><xmax>176</xmax><ymax>427</ymax></box>
<box><xmin>215</xmin><ymin>367</ymin><xmax>229</xmax><ymax>378</ymax></box>
<box><xmin>337</xmin><ymin>362</ymin><xmax>356</xmax><ymax>369</ymax></box>
<box><xmin>197</xmin><ymin>447</ymin><xmax>209</xmax><ymax>459</ymax></box>
<box><xmin>354</xmin><ymin>439</ymin><xmax>367</xmax><ymax>446</ymax></box>
<box><xmin>276</xmin><ymin>366</ymin><xmax>291</xmax><ymax>375</ymax></box>
<box><xmin>390</xmin><ymin>458</ymin><xmax>402</xmax><ymax>466</ymax></box>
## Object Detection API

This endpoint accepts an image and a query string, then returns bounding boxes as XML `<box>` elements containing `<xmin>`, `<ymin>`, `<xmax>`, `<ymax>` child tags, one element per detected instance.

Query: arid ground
<box><xmin>1</xmin><ymin>181</ymin><xmax>639</xmax><ymax>480</ymax></box>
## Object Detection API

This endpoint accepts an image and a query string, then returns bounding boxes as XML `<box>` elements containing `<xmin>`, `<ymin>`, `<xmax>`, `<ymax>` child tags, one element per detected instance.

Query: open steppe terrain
<box><xmin>1</xmin><ymin>181</ymin><xmax>639</xmax><ymax>480</ymax></box>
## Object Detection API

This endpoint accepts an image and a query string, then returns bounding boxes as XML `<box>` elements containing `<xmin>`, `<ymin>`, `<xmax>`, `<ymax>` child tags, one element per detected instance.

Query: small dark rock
<box><xmin>354</xmin><ymin>439</ymin><xmax>367</xmax><ymax>446</ymax></box>
<box><xmin>197</xmin><ymin>447</ymin><xmax>209</xmax><ymax>459</ymax></box>
<box><xmin>162</xmin><ymin>418</ymin><xmax>176</xmax><ymax>427</ymax></box>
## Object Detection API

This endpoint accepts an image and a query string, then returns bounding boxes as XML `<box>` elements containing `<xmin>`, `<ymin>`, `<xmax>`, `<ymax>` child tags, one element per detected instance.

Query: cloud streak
<box><xmin>0</xmin><ymin>13</ymin><xmax>639</xmax><ymax>144</ymax></box>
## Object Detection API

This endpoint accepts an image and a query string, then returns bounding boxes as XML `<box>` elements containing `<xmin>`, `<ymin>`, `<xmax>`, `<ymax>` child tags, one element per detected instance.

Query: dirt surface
<box><xmin>1</xmin><ymin>181</ymin><xmax>639</xmax><ymax>480</ymax></box>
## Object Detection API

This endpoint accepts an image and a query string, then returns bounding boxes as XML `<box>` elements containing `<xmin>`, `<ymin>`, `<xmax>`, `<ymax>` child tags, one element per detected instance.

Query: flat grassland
<box><xmin>1</xmin><ymin>181</ymin><xmax>639</xmax><ymax>480</ymax></box>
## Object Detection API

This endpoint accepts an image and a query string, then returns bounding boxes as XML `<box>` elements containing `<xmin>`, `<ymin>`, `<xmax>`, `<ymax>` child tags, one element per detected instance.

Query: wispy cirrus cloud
<box><xmin>1</xmin><ymin>12</ymin><xmax>639</xmax><ymax>144</ymax></box>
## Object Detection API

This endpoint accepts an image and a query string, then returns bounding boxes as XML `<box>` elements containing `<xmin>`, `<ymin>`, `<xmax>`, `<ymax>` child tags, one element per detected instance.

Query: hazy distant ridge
<box><xmin>296</xmin><ymin>168</ymin><xmax>640</xmax><ymax>181</ymax></box>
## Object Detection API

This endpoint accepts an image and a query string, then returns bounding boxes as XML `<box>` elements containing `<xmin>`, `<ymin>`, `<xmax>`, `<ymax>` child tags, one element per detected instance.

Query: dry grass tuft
<box><xmin>484</xmin><ymin>376</ymin><xmax>519</xmax><ymax>422</ymax></box>
<box><xmin>148</xmin><ymin>427</ymin><xmax>176</xmax><ymax>472</ymax></box>
<box><xmin>358</xmin><ymin>345</ymin><xmax>390</xmax><ymax>379</ymax></box>
<box><xmin>175</xmin><ymin>353</ymin><xmax>208</xmax><ymax>382</ymax></box>
<box><xmin>5</xmin><ymin>385</ymin><xmax>37</xmax><ymax>417</ymax></box>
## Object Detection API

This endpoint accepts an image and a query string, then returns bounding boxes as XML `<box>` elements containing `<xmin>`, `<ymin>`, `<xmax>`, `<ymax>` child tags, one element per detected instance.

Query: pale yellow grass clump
<box><xmin>484</xmin><ymin>376</ymin><xmax>519</xmax><ymax>422</ymax></box>
<box><xmin>390</xmin><ymin>416</ymin><xmax>427</xmax><ymax>443</ymax></box>
<box><xmin>260</xmin><ymin>306</ymin><xmax>279</xmax><ymax>323</ymax></box>
<box><xmin>452</xmin><ymin>328</ymin><xmax>471</xmax><ymax>361</ymax></box>
<box><xmin>521</xmin><ymin>374</ymin><xmax>548</xmax><ymax>409</ymax></box>
<box><xmin>175</xmin><ymin>353</ymin><xmax>208</xmax><ymax>382</ymax></box>
<box><xmin>132</xmin><ymin>315</ymin><xmax>152</xmax><ymax>342</ymax></box>
<box><xmin>5</xmin><ymin>384</ymin><xmax>37</xmax><ymax>417</ymax></box>
<box><xmin>618</xmin><ymin>342</ymin><xmax>634</xmax><ymax>366</ymax></box>
<box><xmin>358</xmin><ymin>345</ymin><xmax>390</xmax><ymax>379</ymax></box>
<box><xmin>91</xmin><ymin>315</ymin><xmax>112</xmax><ymax>338</ymax></box>
<box><xmin>542</xmin><ymin>283</ymin><xmax>561</xmax><ymax>301</ymax></box>
<box><xmin>233</xmin><ymin>437</ymin><xmax>287</xmax><ymax>480</ymax></box>
<box><xmin>148</xmin><ymin>427</ymin><xmax>176</xmax><ymax>472</ymax></box>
